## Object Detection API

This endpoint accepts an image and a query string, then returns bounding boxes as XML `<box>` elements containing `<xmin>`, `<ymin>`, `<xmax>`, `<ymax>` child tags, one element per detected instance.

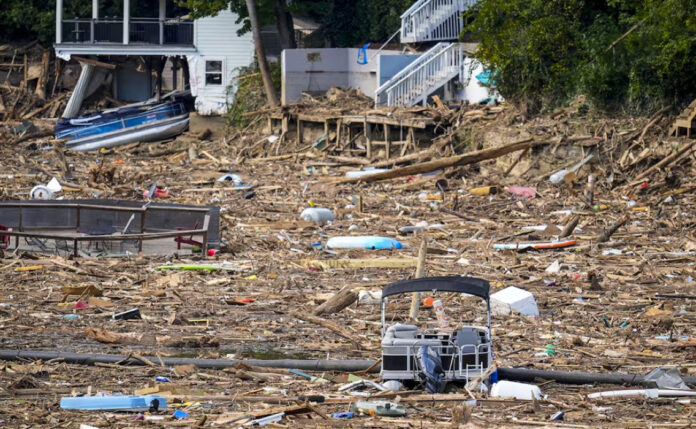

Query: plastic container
<box><xmin>60</xmin><ymin>394</ymin><xmax>167</xmax><ymax>412</ymax></box>
<box><xmin>490</xmin><ymin>381</ymin><xmax>543</xmax><ymax>400</ymax></box>
<box><xmin>326</xmin><ymin>236</ymin><xmax>404</xmax><ymax>250</ymax></box>
<box><xmin>300</xmin><ymin>208</ymin><xmax>334</xmax><ymax>225</ymax></box>
<box><xmin>432</xmin><ymin>299</ymin><xmax>450</xmax><ymax>329</ymax></box>
<box><xmin>350</xmin><ymin>400</ymin><xmax>405</xmax><ymax>416</ymax></box>
<box><xmin>345</xmin><ymin>168</ymin><xmax>390</xmax><ymax>179</ymax></box>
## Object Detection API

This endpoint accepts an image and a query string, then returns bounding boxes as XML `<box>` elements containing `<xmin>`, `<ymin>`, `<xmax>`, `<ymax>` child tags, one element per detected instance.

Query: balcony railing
<box><xmin>61</xmin><ymin>19</ymin><xmax>194</xmax><ymax>45</ymax></box>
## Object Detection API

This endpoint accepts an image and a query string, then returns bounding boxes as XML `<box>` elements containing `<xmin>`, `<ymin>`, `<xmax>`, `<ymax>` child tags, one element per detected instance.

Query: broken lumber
<box><xmin>560</xmin><ymin>215</ymin><xmax>580</xmax><ymax>238</ymax></box>
<box><xmin>336</xmin><ymin>137</ymin><xmax>538</xmax><ymax>184</ymax></box>
<box><xmin>409</xmin><ymin>236</ymin><xmax>427</xmax><ymax>321</ymax></box>
<box><xmin>302</xmin><ymin>258</ymin><xmax>418</xmax><ymax>270</ymax></box>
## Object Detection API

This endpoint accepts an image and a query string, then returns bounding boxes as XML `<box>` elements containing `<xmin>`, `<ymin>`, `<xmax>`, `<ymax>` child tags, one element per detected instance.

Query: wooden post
<box><xmin>73</xmin><ymin>238</ymin><xmax>78</xmax><ymax>257</ymax></box>
<box><xmin>364</xmin><ymin>118</ymin><xmax>372</xmax><ymax>158</ymax></box>
<box><xmin>20</xmin><ymin>54</ymin><xmax>28</xmax><ymax>89</ymax></box>
<box><xmin>335</xmin><ymin>119</ymin><xmax>342</xmax><ymax>146</ymax></box>
<box><xmin>384</xmin><ymin>124</ymin><xmax>391</xmax><ymax>160</ymax></box>
<box><xmin>35</xmin><ymin>50</ymin><xmax>51</xmax><ymax>99</ymax></box>
<box><xmin>296</xmin><ymin>119</ymin><xmax>303</xmax><ymax>145</ymax></box>
<box><xmin>409</xmin><ymin>237</ymin><xmax>427</xmax><ymax>321</ymax></box>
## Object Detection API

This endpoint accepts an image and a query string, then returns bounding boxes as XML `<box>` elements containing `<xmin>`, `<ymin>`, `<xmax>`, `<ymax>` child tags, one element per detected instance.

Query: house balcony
<box><xmin>61</xmin><ymin>18</ymin><xmax>194</xmax><ymax>46</ymax></box>
<box><xmin>55</xmin><ymin>18</ymin><xmax>197</xmax><ymax>59</ymax></box>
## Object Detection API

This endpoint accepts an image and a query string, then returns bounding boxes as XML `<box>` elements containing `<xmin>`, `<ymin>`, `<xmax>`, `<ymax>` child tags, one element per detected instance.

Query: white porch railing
<box><xmin>375</xmin><ymin>43</ymin><xmax>464</xmax><ymax>107</ymax></box>
<box><xmin>400</xmin><ymin>0</ymin><xmax>478</xmax><ymax>43</ymax></box>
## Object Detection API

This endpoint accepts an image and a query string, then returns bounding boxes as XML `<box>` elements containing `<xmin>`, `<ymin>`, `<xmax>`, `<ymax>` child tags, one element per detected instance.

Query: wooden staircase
<box><xmin>670</xmin><ymin>99</ymin><xmax>696</xmax><ymax>137</ymax></box>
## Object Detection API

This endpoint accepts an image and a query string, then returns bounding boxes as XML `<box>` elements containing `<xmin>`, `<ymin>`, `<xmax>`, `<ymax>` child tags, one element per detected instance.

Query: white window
<box><xmin>205</xmin><ymin>60</ymin><xmax>223</xmax><ymax>85</ymax></box>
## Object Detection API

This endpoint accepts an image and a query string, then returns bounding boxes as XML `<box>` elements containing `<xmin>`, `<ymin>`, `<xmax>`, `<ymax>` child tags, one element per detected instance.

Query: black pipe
<box><xmin>0</xmin><ymin>350</ymin><xmax>378</xmax><ymax>372</ymax></box>
<box><xmin>498</xmin><ymin>367</ymin><xmax>696</xmax><ymax>386</ymax></box>
<box><xmin>1</xmin><ymin>350</ymin><xmax>694</xmax><ymax>387</ymax></box>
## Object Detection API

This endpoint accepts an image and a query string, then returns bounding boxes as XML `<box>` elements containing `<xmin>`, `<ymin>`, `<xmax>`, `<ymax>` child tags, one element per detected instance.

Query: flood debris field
<box><xmin>1</xmin><ymin>102</ymin><xmax>696</xmax><ymax>428</ymax></box>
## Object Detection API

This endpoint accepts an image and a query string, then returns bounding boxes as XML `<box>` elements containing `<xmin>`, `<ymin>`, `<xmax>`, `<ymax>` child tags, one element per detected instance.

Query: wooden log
<box><xmin>313</xmin><ymin>285</ymin><xmax>358</xmax><ymax>316</ymax></box>
<box><xmin>560</xmin><ymin>215</ymin><xmax>580</xmax><ymax>238</ymax></box>
<box><xmin>336</xmin><ymin>137</ymin><xmax>538</xmax><ymax>184</ymax></box>
<box><xmin>597</xmin><ymin>214</ymin><xmax>629</xmax><ymax>243</ymax></box>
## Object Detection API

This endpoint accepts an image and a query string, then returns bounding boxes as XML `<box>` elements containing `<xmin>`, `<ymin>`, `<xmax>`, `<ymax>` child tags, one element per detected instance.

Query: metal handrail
<box><xmin>376</xmin><ymin>43</ymin><xmax>463</xmax><ymax>107</ymax></box>
<box><xmin>400</xmin><ymin>0</ymin><xmax>476</xmax><ymax>42</ymax></box>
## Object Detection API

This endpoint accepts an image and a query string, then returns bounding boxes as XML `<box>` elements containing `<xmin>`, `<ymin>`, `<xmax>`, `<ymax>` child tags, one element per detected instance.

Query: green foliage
<box><xmin>226</xmin><ymin>60</ymin><xmax>281</xmax><ymax>129</ymax></box>
<box><xmin>468</xmin><ymin>0</ymin><xmax>696</xmax><ymax>113</ymax></box>
<box><xmin>180</xmin><ymin>0</ymin><xmax>414</xmax><ymax>46</ymax></box>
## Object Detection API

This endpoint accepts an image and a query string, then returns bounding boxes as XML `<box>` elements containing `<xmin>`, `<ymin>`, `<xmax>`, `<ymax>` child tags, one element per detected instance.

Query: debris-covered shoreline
<box><xmin>1</xmin><ymin>95</ymin><xmax>696</xmax><ymax>427</ymax></box>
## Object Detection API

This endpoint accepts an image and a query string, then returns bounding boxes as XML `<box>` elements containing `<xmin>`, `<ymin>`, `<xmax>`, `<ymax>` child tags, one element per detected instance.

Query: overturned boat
<box><xmin>55</xmin><ymin>95</ymin><xmax>191</xmax><ymax>151</ymax></box>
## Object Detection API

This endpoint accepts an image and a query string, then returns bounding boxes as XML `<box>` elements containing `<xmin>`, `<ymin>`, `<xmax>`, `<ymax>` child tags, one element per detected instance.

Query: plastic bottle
<box><xmin>300</xmin><ymin>208</ymin><xmax>334</xmax><ymax>225</ymax></box>
<box><xmin>432</xmin><ymin>299</ymin><xmax>450</xmax><ymax>329</ymax></box>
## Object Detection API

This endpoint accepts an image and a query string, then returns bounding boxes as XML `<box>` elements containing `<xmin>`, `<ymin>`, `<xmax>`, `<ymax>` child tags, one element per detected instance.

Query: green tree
<box><xmin>467</xmin><ymin>0</ymin><xmax>696</xmax><ymax>113</ymax></box>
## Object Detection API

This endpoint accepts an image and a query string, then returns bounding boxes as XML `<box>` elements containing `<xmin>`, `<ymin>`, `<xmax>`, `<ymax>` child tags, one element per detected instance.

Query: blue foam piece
<box><xmin>60</xmin><ymin>394</ymin><xmax>167</xmax><ymax>412</ymax></box>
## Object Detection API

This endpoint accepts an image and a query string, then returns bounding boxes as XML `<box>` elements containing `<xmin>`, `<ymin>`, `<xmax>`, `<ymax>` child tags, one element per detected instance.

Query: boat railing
<box><xmin>0</xmin><ymin>202</ymin><xmax>210</xmax><ymax>257</ymax></box>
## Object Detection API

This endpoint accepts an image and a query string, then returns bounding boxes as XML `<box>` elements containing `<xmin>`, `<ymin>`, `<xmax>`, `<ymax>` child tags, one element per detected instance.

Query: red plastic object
<box><xmin>174</xmin><ymin>220</ymin><xmax>203</xmax><ymax>250</ymax></box>
<box><xmin>236</xmin><ymin>298</ymin><xmax>255</xmax><ymax>304</ymax></box>
<box><xmin>75</xmin><ymin>301</ymin><xmax>89</xmax><ymax>310</ymax></box>
<box><xmin>0</xmin><ymin>225</ymin><xmax>12</xmax><ymax>250</ymax></box>
<box><xmin>640</xmin><ymin>182</ymin><xmax>649</xmax><ymax>189</ymax></box>
<box><xmin>207</xmin><ymin>249</ymin><xmax>220</xmax><ymax>256</ymax></box>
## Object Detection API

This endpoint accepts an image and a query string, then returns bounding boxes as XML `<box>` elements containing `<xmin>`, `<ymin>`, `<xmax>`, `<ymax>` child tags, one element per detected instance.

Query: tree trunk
<box><xmin>246</xmin><ymin>0</ymin><xmax>279</xmax><ymax>107</ymax></box>
<box><xmin>275</xmin><ymin>0</ymin><xmax>297</xmax><ymax>50</ymax></box>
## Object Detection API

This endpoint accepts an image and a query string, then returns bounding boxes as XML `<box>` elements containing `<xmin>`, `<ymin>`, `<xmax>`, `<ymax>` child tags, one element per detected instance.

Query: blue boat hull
<box><xmin>55</xmin><ymin>101</ymin><xmax>190</xmax><ymax>151</ymax></box>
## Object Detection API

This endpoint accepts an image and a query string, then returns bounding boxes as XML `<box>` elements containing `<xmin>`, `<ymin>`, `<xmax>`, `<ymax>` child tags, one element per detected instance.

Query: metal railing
<box><xmin>0</xmin><ymin>203</ymin><xmax>210</xmax><ymax>257</ymax></box>
<box><xmin>376</xmin><ymin>43</ymin><xmax>463</xmax><ymax>107</ymax></box>
<box><xmin>400</xmin><ymin>0</ymin><xmax>477</xmax><ymax>43</ymax></box>
<box><xmin>60</xmin><ymin>19</ymin><xmax>194</xmax><ymax>45</ymax></box>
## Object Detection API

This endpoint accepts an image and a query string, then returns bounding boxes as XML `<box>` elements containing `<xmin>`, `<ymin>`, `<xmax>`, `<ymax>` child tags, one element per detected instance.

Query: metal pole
<box><xmin>91</xmin><ymin>0</ymin><xmax>98</xmax><ymax>43</ymax></box>
<box><xmin>56</xmin><ymin>0</ymin><xmax>63</xmax><ymax>44</ymax></box>
<box><xmin>159</xmin><ymin>0</ymin><xmax>166</xmax><ymax>45</ymax></box>
<box><xmin>123</xmin><ymin>0</ymin><xmax>130</xmax><ymax>44</ymax></box>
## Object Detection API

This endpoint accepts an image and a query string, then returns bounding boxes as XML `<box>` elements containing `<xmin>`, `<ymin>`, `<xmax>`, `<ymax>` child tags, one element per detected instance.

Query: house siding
<box><xmin>189</xmin><ymin>9</ymin><xmax>255</xmax><ymax>115</ymax></box>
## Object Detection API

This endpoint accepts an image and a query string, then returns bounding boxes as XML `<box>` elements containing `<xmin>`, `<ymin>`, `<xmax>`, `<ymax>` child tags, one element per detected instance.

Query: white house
<box><xmin>54</xmin><ymin>0</ymin><xmax>254</xmax><ymax>116</ymax></box>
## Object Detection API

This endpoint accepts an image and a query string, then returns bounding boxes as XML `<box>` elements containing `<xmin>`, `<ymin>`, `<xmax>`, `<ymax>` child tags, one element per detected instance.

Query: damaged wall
<box><xmin>281</xmin><ymin>48</ymin><xmax>403</xmax><ymax>105</ymax></box>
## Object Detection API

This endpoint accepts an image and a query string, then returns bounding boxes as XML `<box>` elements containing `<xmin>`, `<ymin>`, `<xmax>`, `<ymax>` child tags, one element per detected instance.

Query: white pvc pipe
<box><xmin>588</xmin><ymin>389</ymin><xmax>696</xmax><ymax>399</ymax></box>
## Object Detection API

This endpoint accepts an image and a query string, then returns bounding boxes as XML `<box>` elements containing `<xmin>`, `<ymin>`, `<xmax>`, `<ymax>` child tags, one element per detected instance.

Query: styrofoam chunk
<box><xmin>491</xmin><ymin>286</ymin><xmax>539</xmax><ymax>317</ymax></box>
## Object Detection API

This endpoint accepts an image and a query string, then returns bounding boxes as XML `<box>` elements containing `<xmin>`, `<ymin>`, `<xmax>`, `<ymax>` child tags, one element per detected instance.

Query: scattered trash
<box><xmin>470</xmin><ymin>186</ymin><xmax>498</xmax><ymax>196</ymax></box>
<box><xmin>350</xmin><ymin>400</ymin><xmax>406</xmax><ymax>417</ymax></box>
<box><xmin>217</xmin><ymin>173</ymin><xmax>244</xmax><ymax>184</ymax></box>
<box><xmin>333</xmin><ymin>412</ymin><xmax>354</xmax><ymax>419</ymax></box>
<box><xmin>490</xmin><ymin>381</ymin><xmax>543</xmax><ymax>400</ymax></box>
<box><xmin>345</xmin><ymin>168</ymin><xmax>390</xmax><ymax>179</ymax></box>
<box><xmin>587</xmin><ymin>389</ymin><xmax>696</xmax><ymax>399</ymax></box>
<box><xmin>60</xmin><ymin>394</ymin><xmax>166</xmax><ymax>412</ymax></box>
<box><xmin>244</xmin><ymin>412</ymin><xmax>285</xmax><ymax>426</ymax></box>
<box><xmin>491</xmin><ymin>286</ymin><xmax>539</xmax><ymax>317</ymax></box>
<box><xmin>493</xmin><ymin>239</ymin><xmax>576</xmax><ymax>251</ymax></box>
<box><xmin>506</xmin><ymin>186</ymin><xmax>537</xmax><ymax>198</ymax></box>
<box><xmin>545</xmin><ymin>260</ymin><xmax>561</xmax><ymax>274</ymax></box>
<box><xmin>382</xmin><ymin>380</ymin><xmax>404</xmax><ymax>391</ymax></box>
<box><xmin>643</xmin><ymin>367</ymin><xmax>690</xmax><ymax>390</ymax></box>
<box><xmin>113</xmin><ymin>308</ymin><xmax>141</xmax><ymax>320</ymax></box>
<box><xmin>31</xmin><ymin>177</ymin><xmax>62</xmax><ymax>200</ymax></box>
<box><xmin>549</xmin><ymin>154</ymin><xmax>594</xmax><ymax>184</ymax></box>
<box><xmin>326</xmin><ymin>236</ymin><xmax>404</xmax><ymax>250</ymax></box>
<box><xmin>358</xmin><ymin>290</ymin><xmax>382</xmax><ymax>304</ymax></box>
<box><xmin>300</xmin><ymin>208</ymin><xmax>334</xmax><ymax>225</ymax></box>
<box><xmin>172</xmin><ymin>409</ymin><xmax>189</xmax><ymax>419</ymax></box>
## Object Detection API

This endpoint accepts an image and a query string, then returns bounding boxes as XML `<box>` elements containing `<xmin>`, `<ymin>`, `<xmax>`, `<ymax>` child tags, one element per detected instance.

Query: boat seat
<box><xmin>382</xmin><ymin>324</ymin><xmax>441</xmax><ymax>348</ymax></box>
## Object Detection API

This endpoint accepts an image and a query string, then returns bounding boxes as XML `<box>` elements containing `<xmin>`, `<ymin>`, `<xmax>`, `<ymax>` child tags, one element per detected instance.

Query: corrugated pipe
<box><xmin>1</xmin><ymin>350</ymin><xmax>694</xmax><ymax>386</ymax></box>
